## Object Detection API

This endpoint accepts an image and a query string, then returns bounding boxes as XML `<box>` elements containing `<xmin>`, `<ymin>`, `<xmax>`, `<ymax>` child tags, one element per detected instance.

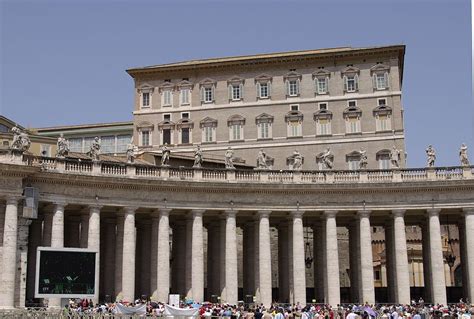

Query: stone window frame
<box><xmin>341</xmin><ymin>66</ymin><xmax>360</xmax><ymax>93</ymax></box>
<box><xmin>313</xmin><ymin>109</ymin><xmax>333</xmax><ymax>136</ymax></box>
<box><xmin>159</xmin><ymin>81</ymin><xmax>175</xmax><ymax>107</ymax></box>
<box><xmin>343</xmin><ymin>102</ymin><xmax>362</xmax><ymax>134</ymax></box>
<box><xmin>312</xmin><ymin>69</ymin><xmax>331</xmax><ymax>95</ymax></box>
<box><xmin>176</xmin><ymin>80</ymin><xmax>194</xmax><ymax>106</ymax></box>
<box><xmin>376</xmin><ymin>149</ymin><xmax>391</xmax><ymax>169</ymax></box>
<box><xmin>255</xmin><ymin>74</ymin><xmax>273</xmax><ymax>100</ymax></box>
<box><xmin>255</xmin><ymin>113</ymin><xmax>274</xmax><ymax>140</ymax></box>
<box><xmin>227</xmin><ymin>76</ymin><xmax>245</xmax><ymax>102</ymax></box>
<box><xmin>157</xmin><ymin>118</ymin><xmax>176</xmax><ymax>146</ymax></box>
<box><xmin>136</xmin><ymin>121</ymin><xmax>154</xmax><ymax>147</ymax></box>
<box><xmin>176</xmin><ymin>118</ymin><xmax>194</xmax><ymax>145</ymax></box>
<box><xmin>284</xmin><ymin>71</ymin><xmax>302</xmax><ymax>97</ymax></box>
<box><xmin>137</xmin><ymin>83</ymin><xmax>154</xmax><ymax>109</ymax></box>
<box><xmin>373</xmin><ymin>103</ymin><xmax>393</xmax><ymax>132</ymax></box>
<box><xmin>346</xmin><ymin>150</ymin><xmax>362</xmax><ymax>170</ymax></box>
<box><xmin>227</xmin><ymin>114</ymin><xmax>246</xmax><ymax>142</ymax></box>
<box><xmin>199</xmin><ymin>78</ymin><xmax>217</xmax><ymax>104</ymax></box>
<box><xmin>285</xmin><ymin>110</ymin><xmax>303</xmax><ymax>138</ymax></box>
<box><xmin>199</xmin><ymin>117</ymin><xmax>218</xmax><ymax>144</ymax></box>
<box><xmin>370</xmin><ymin>63</ymin><xmax>390</xmax><ymax>91</ymax></box>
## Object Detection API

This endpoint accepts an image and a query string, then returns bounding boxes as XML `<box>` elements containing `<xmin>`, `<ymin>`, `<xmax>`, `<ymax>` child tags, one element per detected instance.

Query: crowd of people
<box><xmin>61</xmin><ymin>298</ymin><xmax>474</xmax><ymax>318</ymax></box>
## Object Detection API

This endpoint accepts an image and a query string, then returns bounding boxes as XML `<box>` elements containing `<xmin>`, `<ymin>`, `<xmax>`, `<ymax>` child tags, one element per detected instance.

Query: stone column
<box><xmin>312</xmin><ymin>221</ymin><xmax>324</xmax><ymax>303</ymax></box>
<box><xmin>392</xmin><ymin>209</ymin><xmax>410</xmax><ymax>304</ymax></box>
<box><xmin>243</xmin><ymin>222</ymin><xmax>255</xmax><ymax>297</ymax></box>
<box><xmin>87</xmin><ymin>205</ymin><xmax>101</xmax><ymax>304</ymax></box>
<box><xmin>256</xmin><ymin>210</ymin><xmax>272</xmax><ymax>307</ymax></box>
<box><xmin>357</xmin><ymin>211</ymin><xmax>375</xmax><ymax>304</ymax></box>
<box><xmin>156</xmin><ymin>209</ymin><xmax>171</xmax><ymax>302</ymax></box>
<box><xmin>221</xmin><ymin>210</ymin><xmax>238</xmax><ymax>305</ymax></box>
<box><xmin>0</xmin><ymin>197</ymin><xmax>20</xmax><ymax>308</ymax></box>
<box><xmin>122</xmin><ymin>207</ymin><xmax>137</xmax><ymax>302</ymax></box>
<box><xmin>278</xmin><ymin>223</ymin><xmax>289</xmax><ymax>303</ymax></box>
<box><xmin>290</xmin><ymin>210</ymin><xmax>306</xmax><ymax>305</ymax></box>
<box><xmin>385</xmin><ymin>222</ymin><xmax>396</xmax><ymax>302</ymax></box>
<box><xmin>324</xmin><ymin>211</ymin><xmax>340</xmax><ymax>306</ymax></box>
<box><xmin>115</xmin><ymin>214</ymin><xmax>124</xmax><ymax>301</ymax></box>
<box><xmin>426</xmin><ymin>208</ymin><xmax>447</xmax><ymax>305</ymax></box>
<box><xmin>49</xmin><ymin>202</ymin><xmax>65</xmax><ymax>308</ymax></box>
<box><xmin>463</xmin><ymin>208</ymin><xmax>474</xmax><ymax>301</ymax></box>
<box><xmin>186</xmin><ymin>210</ymin><xmax>204</xmax><ymax>302</ymax></box>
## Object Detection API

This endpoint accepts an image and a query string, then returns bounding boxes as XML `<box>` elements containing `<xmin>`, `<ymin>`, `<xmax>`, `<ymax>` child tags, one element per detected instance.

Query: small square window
<box><xmin>181</xmin><ymin>113</ymin><xmax>189</xmax><ymax>119</ymax></box>
<box><xmin>142</xmin><ymin>93</ymin><xmax>150</xmax><ymax>107</ymax></box>
<box><xmin>319</xmin><ymin>103</ymin><xmax>327</xmax><ymax>110</ymax></box>
<box><xmin>378</xmin><ymin>99</ymin><xmax>386</xmax><ymax>106</ymax></box>
<box><xmin>164</xmin><ymin>114</ymin><xmax>171</xmax><ymax>121</ymax></box>
<box><xmin>290</xmin><ymin>104</ymin><xmax>299</xmax><ymax>111</ymax></box>
<box><xmin>348</xmin><ymin>101</ymin><xmax>357</xmax><ymax>108</ymax></box>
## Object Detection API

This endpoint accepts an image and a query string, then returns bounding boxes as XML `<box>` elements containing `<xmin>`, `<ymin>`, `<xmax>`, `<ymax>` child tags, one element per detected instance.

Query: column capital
<box><xmin>5</xmin><ymin>195</ymin><xmax>21</xmax><ymax>206</ymax></box>
<box><xmin>53</xmin><ymin>201</ymin><xmax>67</xmax><ymax>211</ymax></box>
<box><xmin>122</xmin><ymin>206</ymin><xmax>138</xmax><ymax>215</ymax></box>
<box><xmin>88</xmin><ymin>204</ymin><xmax>103</xmax><ymax>212</ymax></box>
<box><xmin>463</xmin><ymin>208</ymin><xmax>474</xmax><ymax>216</ymax></box>
<box><xmin>427</xmin><ymin>208</ymin><xmax>442</xmax><ymax>216</ymax></box>
<box><xmin>190</xmin><ymin>209</ymin><xmax>205</xmax><ymax>217</ymax></box>
<box><xmin>357</xmin><ymin>210</ymin><xmax>371</xmax><ymax>218</ymax></box>
<box><xmin>290</xmin><ymin>210</ymin><xmax>304</xmax><ymax>219</ymax></box>
<box><xmin>152</xmin><ymin>208</ymin><xmax>172</xmax><ymax>218</ymax></box>
<box><xmin>223</xmin><ymin>210</ymin><xmax>236</xmax><ymax>218</ymax></box>
<box><xmin>324</xmin><ymin>210</ymin><xmax>337</xmax><ymax>219</ymax></box>
<box><xmin>392</xmin><ymin>209</ymin><xmax>406</xmax><ymax>217</ymax></box>
<box><xmin>257</xmin><ymin>210</ymin><xmax>271</xmax><ymax>218</ymax></box>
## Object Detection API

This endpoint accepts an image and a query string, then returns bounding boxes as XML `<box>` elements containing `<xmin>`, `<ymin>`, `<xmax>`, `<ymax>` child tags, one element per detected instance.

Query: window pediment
<box><xmin>137</xmin><ymin>83</ymin><xmax>154</xmax><ymax>94</ymax></box>
<box><xmin>177</xmin><ymin>119</ymin><xmax>194</xmax><ymax>129</ymax></box>
<box><xmin>370</xmin><ymin>63</ymin><xmax>390</xmax><ymax>73</ymax></box>
<box><xmin>343</xmin><ymin>106</ymin><xmax>362</xmax><ymax>118</ymax></box>
<box><xmin>283</xmin><ymin>71</ymin><xmax>302</xmax><ymax>80</ymax></box>
<box><xmin>199</xmin><ymin>117</ymin><xmax>218</xmax><ymax>128</ymax></box>
<box><xmin>313</xmin><ymin>109</ymin><xmax>333</xmax><ymax>120</ymax></box>
<box><xmin>136</xmin><ymin>121</ymin><xmax>154</xmax><ymax>129</ymax></box>
<box><xmin>255</xmin><ymin>113</ymin><xmax>274</xmax><ymax>124</ymax></box>
<box><xmin>176</xmin><ymin>80</ymin><xmax>194</xmax><ymax>89</ymax></box>
<box><xmin>199</xmin><ymin>78</ymin><xmax>217</xmax><ymax>87</ymax></box>
<box><xmin>285</xmin><ymin>111</ymin><xmax>303</xmax><ymax>122</ymax></box>
<box><xmin>346</xmin><ymin>150</ymin><xmax>362</xmax><ymax>159</ymax></box>
<box><xmin>373</xmin><ymin>105</ymin><xmax>392</xmax><ymax>116</ymax></box>
<box><xmin>376</xmin><ymin>149</ymin><xmax>391</xmax><ymax>159</ymax></box>
<box><xmin>312</xmin><ymin>69</ymin><xmax>331</xmax><ymax>78</ymax></box>
<box><xmin>227</xmin><ymin>75</ymin><xmax>245</xmax><ymax>84</ymax></box>
<box><xmin>159</xmin><ymin>82</ymin><xmax>175</xmax><ymax>92</ymax></box>
<box><xmin>255</xmin><ymin>73</ymin><xmax>272</xmax><ymax>83</ymax></box>
<box><xmin>341</xmin><ymin>66</ymin><xmax>360</xmax><ymax>75</ymax></box>
<box><xmin>157</xmin><ymin>120</ymin><xmax>176</xmax><ymax>130</ymax></box>
<box><xmin>227</xmin><ymin>114</ymin><xmax>246</xmax><ymax>126</ymax></box>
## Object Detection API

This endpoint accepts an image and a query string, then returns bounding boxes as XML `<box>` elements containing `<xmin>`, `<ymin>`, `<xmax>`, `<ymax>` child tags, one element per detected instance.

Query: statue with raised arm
<box><xmin>390</xmin><ymin>146</ymin><xmax>400</xmax><ymax>168</ymax></box>
<box><xmin>193</xmin><ymin>145</ymin><xmax>203</xmax><ymax>168</ymax></box>
<box><xmin>359</xmin><ymin>149</ymin><xmax>368</xmax><ymax>169</ymax></box>
<box><xmin>460</xmin><ymin>143</ymin><xmax>469</xmax><ymax>167</ymax></box>
<box><xmin>291</xmin><ymin>150</ymin><xmax>303</xmax><ymax>170</ymax></box>
<box><xmin>225</xmin><ymin>147</ymin><xmax>235</xmax><ymax>169</ymax></box>
<box><xmin>126</xmin><ymin>139</ymin><xmax>138</xmax><ymax>164</ymax></box>
<box><xmin>256</xmin><ymin>149</ymin><xmax>269</xmax><ymax>169</ymax></box>
<box><xmin>56</xmin><ymin>133</ymin><xmax>69</xmax><ymax>158</ymax></box>
<box><xmin>88</xmin><ymin>137</ymin><xmax>101</xmax><ymax>161</ymax></box>
<box><xmin>321</xmin><ymin>148</ymin><xmax>333</xmax><ymax>170</ymax></box>
<box><xmin>426</xmin><ymin>145</ymin><xmax>436</xmax><ymax>167</ymax></box>
<box><xmin>10</xmin><ymin>126</ymin><xmax>31</xmax><ymax>153</ymax></box>
<box><xmin>161</xmin><ymin>143</ymin><xmax>170</xmax><ymax>166</ymax></box>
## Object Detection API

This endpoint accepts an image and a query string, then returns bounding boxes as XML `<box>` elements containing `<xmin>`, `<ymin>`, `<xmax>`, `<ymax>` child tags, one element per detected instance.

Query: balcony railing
<box><xmin>6</xmin><ymin>154</ymin><xmax>474</xmax><ymax>184</ymax></box>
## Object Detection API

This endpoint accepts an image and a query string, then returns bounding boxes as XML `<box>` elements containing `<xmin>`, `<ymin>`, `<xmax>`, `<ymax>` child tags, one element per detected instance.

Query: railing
<box><xmin>3</xmin><ymin>154</ymin><xmax>474</xmax><ymax>185</ymax></box>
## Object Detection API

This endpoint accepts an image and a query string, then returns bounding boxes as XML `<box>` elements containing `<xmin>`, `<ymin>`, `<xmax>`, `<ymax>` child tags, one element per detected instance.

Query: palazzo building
<box><xmin>128</xmin><ymin>45</ymin><xmax>406</xmax><ymax>170</ymax></box>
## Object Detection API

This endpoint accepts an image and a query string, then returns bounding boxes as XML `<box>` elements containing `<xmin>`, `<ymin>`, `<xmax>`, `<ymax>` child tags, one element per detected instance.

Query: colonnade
<box><xmin>1</xmin><ymin>197</ymin><xmax>474</xmax><ymax>308</ymax></box>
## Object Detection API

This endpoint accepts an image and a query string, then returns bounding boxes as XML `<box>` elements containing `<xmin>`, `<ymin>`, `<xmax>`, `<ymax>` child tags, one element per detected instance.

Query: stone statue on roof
<box><xmin>193</xmin><ymin>145</ymin><xmax>203</xmax><ymax>168</ymax></box>
<box><xmin>11</xmin><ymin>126</ymin><xmax>31</xmax><ymax>153</ymax></box>
<box><xmin>287</xmin><ymin>150</ymin><xmax>303</xmax><ymax>170</ymax></box>
<box><xmin>225</xmin><ymin>147</ymin><xmax>235</xmax><ymax>169</ymax></box>
<box><xmin>460</xmin><ymin>143</ymin><xmax>469</xmax><ymax>167</ymax></box>
<box><xmin>256</xmin><ymin>149</ymin><xmax>269</xmax><ymax>170</ymax></box>
<box><xmin>359</xmin><ymin>149</ymin><xmax>368</xmax><ymax>169</ymax></box>
<box><xmin>126</xmin><ymin>138</ymin><xmax>138</xmax><ymax>164</ymax></box>
<box><xmin>320</xmin><ymin>148</ymin><xmax>333</xmax><ymax>170</ymax></box>
<box><xmin>161</xmin><ymin>143</ymin><xmax>170</xmax><ymax>166</ymax></box>
<box><xmin>56</xmin><ymin>133</ymin><xmax>69</xmax><ymax>158</ymax></box>
<box><xmin>426</xmin><ymin>145</ymin><xmax>436</xmax><ymax>168</ymax></box>
<box><xmin>390</xmin><ymin>146</ymin><xmax>400</xmax><ymax>168</ymax></box>
<box><xmin>88</xmin><ymin>137</ymin><xmax>101</xmax><ymax>161</ymax></box>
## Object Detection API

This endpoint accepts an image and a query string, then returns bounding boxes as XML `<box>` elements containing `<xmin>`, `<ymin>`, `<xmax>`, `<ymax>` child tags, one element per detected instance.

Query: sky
<box><xmin>0</xmin><ymin>0</ymin><xmax>472</xmax><ymax>168</ymax></box>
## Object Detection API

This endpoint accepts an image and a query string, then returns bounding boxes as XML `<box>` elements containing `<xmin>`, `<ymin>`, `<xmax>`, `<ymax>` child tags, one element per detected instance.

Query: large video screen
<box><xmin>35</xmin><ymin>248</ymin><xmax>97</xmax><ymax>298</ymax></box>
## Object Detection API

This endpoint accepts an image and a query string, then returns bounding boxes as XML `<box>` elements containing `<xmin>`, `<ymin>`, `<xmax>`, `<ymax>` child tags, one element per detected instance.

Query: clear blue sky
<box><xmin>0</xmin><ymin>0</ymin><xmax>472</xmax><ymax>167</ymax></box>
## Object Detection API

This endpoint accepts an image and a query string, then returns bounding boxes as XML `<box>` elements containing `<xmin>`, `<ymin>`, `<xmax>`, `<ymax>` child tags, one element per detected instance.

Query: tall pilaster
<box><xmin>324</xmin><ymin>210</ymin><xmax>340</xmax><ymax>306</ymax></box>
<box><xmin>426</xmin><ymin>208</ymin><xmax>447</xmax><ymax>305</ymax></box>
<box><xmin>392</xmin><ymin>209</ymin><xmax>410</xmax><ymax>304</ymax></box>
<box><xmin>290</xmin><ymin>210</ymin><xmax>306</xmax><ymax>305</ymax></box>
<box><xmin>87</xmin><ymin>205</ymin><xmax>101</xmax><ymax>304</ymax></box>
<box><xmin>357</xmin><ymin>210</ymin><xmax>375</xmax><ymax>304</ymax></box>
<box><xmin>156</xmin><ymin>209</ymin><xmax>171</xmax><ymax>302</ymax></box>
<box><xmin>186</xmin><ymin>209</ymin><xmax>204</xmax><ymax>302</ymax></box>
<box><xmin>49</xmin><ymin>202</ymin><xmax>65</xmax><ymax>308</ymax></box>
<box><xmin>222</xmin><ymin>210</ymin><xmax>238</xmax><ymax>305</ymax></box>
<box><xmin>122</xmin><ymin>207</ymin><xmax>137</xmax><ymax>302</ymax></box>
<box><xmin>421</xmin><ymin>222</ymin><xmax>432</xmax><ymax>302</ymax></box>
<box><xmin>0</xmin><ymin>197</ymin><xmax>20</xmax><ymax>308</ymax></box>
<box><xmin>256</xmin><ymin>210</ymin><xmax>272</xmax><ymax>307</ymax></box>
<box><xmin>463</xmin><ymin>208</ymin><xmax>474</xmax><ymax>301</ymax></box>
<box><xmin>115</xmin><ymin>213</ymin><xmax>124</xmax><ymax>301</ymax></box>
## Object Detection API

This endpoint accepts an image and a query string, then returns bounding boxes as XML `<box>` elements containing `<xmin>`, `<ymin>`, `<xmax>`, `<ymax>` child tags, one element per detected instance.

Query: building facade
<box><xmin>128</xmin><ymin>45</ymin><xmax>406</xmax><ymax>170</ymax></box>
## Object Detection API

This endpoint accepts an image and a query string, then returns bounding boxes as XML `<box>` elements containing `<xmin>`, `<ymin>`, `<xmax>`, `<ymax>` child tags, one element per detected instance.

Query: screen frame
<box><xmin>34</xmin><ymin>247</ymin><xmax>98</xmax><ymax>299</ymax></box>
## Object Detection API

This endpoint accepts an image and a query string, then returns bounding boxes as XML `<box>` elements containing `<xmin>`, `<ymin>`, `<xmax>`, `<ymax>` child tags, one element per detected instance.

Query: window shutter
<box><xmin>268</xmin><ymin>82</ymin><xmax>272</xmax><ymax>97</ymax></box>
<box><xmin>354</xmin><ymin>74</ymin><xmax>359</xmax><ymax>91</ymax></box>
<box><xmin>384</xmin><ymin>72</ymin><xmax>389</xmax><ymax>89</ymax></box>
<box><xmin>240</xmin><ymin>83</ymin><xmax>244</xmax><ymax>99</ymax></box>
<box><xmin>211</xmin><ymin>86</ymin><xmax>215</xmax><ymax>101</ymax></box>
<box><xmin>325</xmin><ymin>77</ymin><xmax>329</xmax><ymax>94</ymax></box>
<box><xmin>372</xmin><ymin>74</ymin><xmax>377</xmax><ymax>89</ymax></box>
<box><xmin>343</xmin><ymin>75</ymin><xmax>348</xmax><ymax>92</ymax></box>
<box><xmin>228</xmin><ymin>85</ymin><xmax>233</xmax><ymax>100</ymax></box>
<box><xmin>256</xmin><ymin>82</ymin><xmax>261</xmax><ymax>98</ymax></box>
<box><xmin>296</xmin><ymin>79</ymin><xmax>300</xmax><ymax>95</ymax></box>
<box><xmin>286</xmin><ymin>80</ymin><xmax>290</xmax><ymax>96</ymax></box>
<box><xmin>314</xmin><ymin>78</ymin><xmax>318</xmax><ymax>94</ymax></box>
<box><xmin>200</xmin><ymin>87</ymin><xmax>205</xmax><ymax>102</ymax></box>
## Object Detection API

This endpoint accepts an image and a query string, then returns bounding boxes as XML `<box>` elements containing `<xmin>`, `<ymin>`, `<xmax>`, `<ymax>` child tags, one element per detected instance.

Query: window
<box><xmin>258</xmin><ymin>122</ymin><xmax>271</xmax><ymax>139</ymax></box>
<box><xmin>180</xmin><ymin>89</ymin><xmax>190</xmax><ymax>105</ymax></box>
<box><xmin>200</xmin><ymin>117</ymin><xmax>217</xmax><ymax>143</ymax></box>
<box><xmin>284</xmin><ymin>71</ymin><xmax>301</xmax><ymax>97</ymax></box>
<box><xmin>181</xmin><ymin>112</ymin><xmax>189</xmax><ymax>119</ymax></box>
<box><xmin>316</xmin><ymin>118</ymin><xmax>331</xmax><ymax>135</ymax></box>
<box><xmin>285</xmin><ymin>111</ymin><xmax>303</xmax><ymax>138</ymax></box>
<box><xmin>288</xmin><ymin>121</ymin><xmax>302</xmax><ymax>137</ymax></box>
<box><xmin>117</xmin><ymin>135</ymin><xmax>132</xmax><ymax>153</ymax></box>
<box><xmin>342</xmin><ymin>66</ymin><xmax>360</xmax><ymax>93</ymax></box>
<box><xmin>181</xmin><ymin>128</ymin><xmax>190</xmax><ymax>144</ymax></box>
<box><xmin>374</xmin><ymin>270</ymin><xmax>381</xmax><ymax>281</ymax></box>
<box><xmin>203</xmin><ymin>126</ymin><xmax>214</xmax><ymax>142</ymax></box>
<box><xmin>378</xmin><ymin>98</ymin><xmax>386</xmax><ymax>106</ymax></box>
<box><xmin>140</xmin><ymin>130</ymin><xmax>151</xmax><ymax>146</ymax></box>
<box><xmin>379</xmin><ymin>157</ymin><xmax>390</xmax><ymax>169</ymax></box>
<box><xmin>164</xmin><ymin>114</ymin><xmax>171</xmax><ymax>121</ymax></box>
<box><xmin>162</xmin><ymin>129</ymin><xmax>171</xmax><ymax>145</ymax></box>
<box><xmin>290</xmin><ymin>104</ymin><xmax>299</xmax><ymax>111</ymax></box>
<box><xmin>255</xmin><ymin>113</ymin><xmax>273</xmax><ymax>140</ymax></box>
<box><xmin>69</xmin><ymin>138</ymin><xmax>82</xmax><ymax>152</ymax></box>
<box><xmin>258</xmin><ymin>82</ymin><xmax>269</xmax><ymax>98</ymax></box>
<box><xmin>288</xmin><ymin>80</ymin><xmax>299</xmax><ymax>96</ymax></box>
<box><xmin>229</xmin><ymin>84</ymin><xmax>242</xmax><ymax>101</ymax></box>
<box><xmin>348</xmin><ymin>100</ymin><xmax>357</xmax><ymax>108</ymax></box>
<box><xmin>162</xmin><ymin>90</ymin><xmax>173</xmax><ymax>107</ymax></box>
<box><xmin>203</xmin><ymin>87</ymin><xmax>213</xmax><ymax>103</ymax></box>
<box><xmin>319</xmin><ymin>103</ymin><xmax>327</xmax><ymax>110</ymax></box>
<box><xmin>101</xmin><ymin>136</ymin><xmax>115</xmax><ymax>154</ymax></box>
<box><xmin>375</xmin><ymin>73</ymin><xmax>388</xmax><ymax>90</ymax></box>
<box><xmin>376</xmin><ymin>114</ymin><xmax>390</xmax><ymax>131</ymax></box>
<box><xmin>230</xmin><ymin>124</ymin><xmax>243</xmax><ymax>140</ymax></box>
<box><xmin>83</xmin><ymin>137</ymin><xmax>94</xmax><ymax>152</ymax></box>
<box><xmin>348</xmin><ymin>157</ymin><xmax>360</xmax><ymax>170</ymax></box>
<box><xmin>317</xmin><ymin>77</ymin><xmax>328</xmax><ymax>94</ymax></box>
<box><xmin>142</xmin><ymin>93</ymin><xmax>150</xmax><ymax>107</ymax></box>
<box><xmin>374</xmin><ymin>100</ymin><xmax>392</xmax><ymax>132</ymax></box>
<box><xmin>345</xmin><ymin>75</ymin><xmax>357</xmax><ymax>92</ymax></box>
<box><xmin>370</xmin><ymin>64</ymin><xmax>390</xmax><ymax>91</ymax></box>
<box><xmin>346</xmin><ymin>117</ymin><xmax>361</xmax><ymax>133</ymax></box>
